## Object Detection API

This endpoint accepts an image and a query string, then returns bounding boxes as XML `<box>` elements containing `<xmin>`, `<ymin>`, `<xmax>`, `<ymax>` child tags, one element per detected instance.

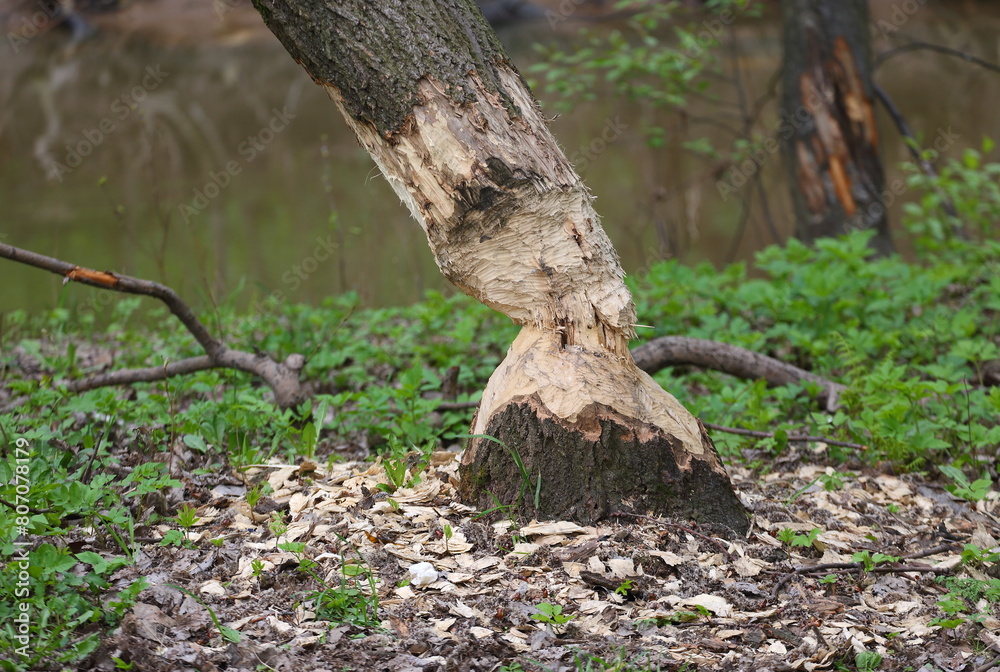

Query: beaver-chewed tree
<box><xmin>252</xmin><ymin>0</ymin><xmax>749</xmax><ymax>535</ymax></box>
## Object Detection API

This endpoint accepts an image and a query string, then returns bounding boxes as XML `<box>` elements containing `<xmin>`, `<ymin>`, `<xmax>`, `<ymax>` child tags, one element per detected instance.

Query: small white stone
<box><xmin>408</xmin><ymin>561</ymin><xmax>439</xmax><ymax>587</ymax></box>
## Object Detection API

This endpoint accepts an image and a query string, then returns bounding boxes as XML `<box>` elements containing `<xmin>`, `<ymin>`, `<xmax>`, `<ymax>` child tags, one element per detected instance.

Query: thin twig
<box><xmin>728</xmin><ymin>30</ymin><xmax>780</xmax><ymax>245</ymax></box>
<box><xmin>876</xmin><ymin>41</ymin><xmax>1000</xmax><ymax>76</ymax></box>
<box><xmin>701</xmin><ymin>422</ymin><xmax>867</xmax><ymax>450</ymax></box>
<box><xmin>0</xmin><ymin>496</ymin><xmax>52</xmax><ymax>515</ymax></box>
<box><xmin>872</xmin><ymin>83</ymin><xmax>958</xmax><ymax>218</ymax></box>
<box><xmin>900</xmin><ymin>544</ymin><xmax>957</xmax><ymax>561</ymax></box>
<box><xmin>771</xmin><ymin>543</ymin><xmax>958</xmax><ymax>599</ymax></box>
<box><xmin>971</xmin><ymin>655</ymin><xmax>1000</xmax><ymax>672</ymax></box>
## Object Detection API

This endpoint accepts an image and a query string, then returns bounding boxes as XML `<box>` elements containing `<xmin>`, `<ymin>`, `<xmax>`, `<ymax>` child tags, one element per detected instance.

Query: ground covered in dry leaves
<box><xmin>91</xmin><ymin>448</ymin><xmax>1000</xmax><ymax>672</ymax></box>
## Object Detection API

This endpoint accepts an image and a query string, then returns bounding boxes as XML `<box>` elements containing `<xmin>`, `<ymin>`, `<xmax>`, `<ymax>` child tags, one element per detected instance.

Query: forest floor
<box><xmin>81</xmin><ymin>442</ymin><xmax>999</xmax><ymax>672</ymax></box>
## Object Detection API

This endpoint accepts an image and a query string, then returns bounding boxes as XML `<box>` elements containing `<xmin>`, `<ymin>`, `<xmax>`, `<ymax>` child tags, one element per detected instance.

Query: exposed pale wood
<box><xmin>472</xmin><ymin>326</ymin><xmax>703</xmax><ymax>451</ymax></box>
<box><xmin>780</xmin><ymin>0</ymin><xmax>893</xmax><ymax>255</ymax></box>
<box><xmin>323</xmin><ymin>71</ymin><xmax>634</xmax><ymax>357</ymax></box>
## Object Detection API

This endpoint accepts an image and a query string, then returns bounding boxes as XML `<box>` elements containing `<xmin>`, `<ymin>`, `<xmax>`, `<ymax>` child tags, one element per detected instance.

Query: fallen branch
<box><xmin>771</xmin><ymin>543</ymin><xmax>957</xmax><ymax>599</ymax></box>
<box><xmin>971</xmin><ymin>656</ymin><xmax>1000</xmax><ymax>672</ymax></box>
<box><xmin>0</xmin><ymin>243</ymin><xmax>307</xmax><ymax>408</ymax></box>
<box><xmin>873</xmin><ymin>83</ymin><xmax>959</xmax><ymax>219</ymax></box>
<box><xmin>631</xmin><ymin>336</ymin><xmax>845</xmax><ymax>411</ymax></box>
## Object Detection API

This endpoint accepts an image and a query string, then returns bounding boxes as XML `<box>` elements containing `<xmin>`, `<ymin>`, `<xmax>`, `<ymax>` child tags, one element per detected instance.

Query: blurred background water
<box><xmin>1</xmin><ymin>0</ymin><xmax>997</xmax><ymax>317</ymax></box>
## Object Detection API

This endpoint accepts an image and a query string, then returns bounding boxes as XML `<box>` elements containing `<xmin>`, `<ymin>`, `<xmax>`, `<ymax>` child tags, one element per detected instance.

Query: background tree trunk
<box><xmin>251</xmin><ymin>0</ymin><xmax>749</xmax><ymax>535</ymax></box>
<box><xmin>780</xmin><ymin>0</ymin><xmax>894</xmax><ymax>256</ymax></box>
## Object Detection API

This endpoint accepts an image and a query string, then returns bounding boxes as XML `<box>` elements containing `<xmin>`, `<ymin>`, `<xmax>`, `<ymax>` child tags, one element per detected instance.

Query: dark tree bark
<box><xmin>251</xmin><ymin>0</ymin><xmax>749</xmax><ymax>535</ymax></box>
<box><xmin>780</xmin><ymin>0</ymin><xmax>894</xmax><ymax>256</ymax></box>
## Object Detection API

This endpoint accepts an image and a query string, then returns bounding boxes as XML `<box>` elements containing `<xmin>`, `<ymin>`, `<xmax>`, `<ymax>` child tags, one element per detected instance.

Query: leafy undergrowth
<box><xmin>1</xmin><ymin>153</ymin><xmax>998</xmax><ymax>669</ymax></box>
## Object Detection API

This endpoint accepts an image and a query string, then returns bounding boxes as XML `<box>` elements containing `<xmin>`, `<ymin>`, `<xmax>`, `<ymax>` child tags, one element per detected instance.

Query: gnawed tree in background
<box><xmin>252</xmin><ymin>0</ymin><xmax>748</xmax><ymax>534</ymax></box>
<box><xmin>780</xmin><ymin>0</ymin><xmax>894</xmax><ymax>256</ymax></box>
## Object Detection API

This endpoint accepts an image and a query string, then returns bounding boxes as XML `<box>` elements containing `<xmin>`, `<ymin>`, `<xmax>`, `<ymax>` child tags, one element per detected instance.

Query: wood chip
<box><xmin>519</xmin><ymin>521</ymin><xmax>588</xmax><ymax>536</ymax></box>
<box><xmin>678</xmin><ymin>595</ymin><xmax>732</xmax><ymax>618</ymax></box>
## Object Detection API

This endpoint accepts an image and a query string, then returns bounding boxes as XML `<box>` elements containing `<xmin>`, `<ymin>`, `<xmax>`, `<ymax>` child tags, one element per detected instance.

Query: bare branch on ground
<box><xmin>631</xmin><ymin>335</ymin><xmax>846</xmax><ymax>411</ymax></box>
<box><xmin>0</xmin><ymin>243</ymin><xmax>307</xmax><ymax>408</ymax></box>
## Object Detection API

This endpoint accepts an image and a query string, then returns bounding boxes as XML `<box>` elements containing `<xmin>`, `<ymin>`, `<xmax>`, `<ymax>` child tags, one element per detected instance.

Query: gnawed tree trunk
<box><xmin>780</xmin><ymin>0</ymin><xmax>894</xmax><ymax>256</ymax></box>
<box><xmin>252</xmin><ymin>0</ymin><xmax>749</xmax><ymax>535</ymax></box>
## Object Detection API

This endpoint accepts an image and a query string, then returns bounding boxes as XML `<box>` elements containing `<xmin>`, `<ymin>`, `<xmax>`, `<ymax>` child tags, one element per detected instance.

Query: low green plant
<box><xmin>777</xmin><ymin>527</ymin><xmax>822</xmax><ymax>548</ymax></box>
<box><xmin>851</xmin><ymin>551</ymin><xmax>901</xmax><ymax>572</ymax></box>
<box><xmin>0</xmin><ymin>544</ymin><xmax>146</xmax><ymax>670</ymax></box>
<box><xmin>295</xmin><ymin>397</ymin><xmax>330</xmax><ymax>459</ymax></box>
<box><xmin>940</xmin><ymin>465</ymin><xmax>993</xmax><ymax>502</ymax></box>
<box><xmin>530</xmin><ymin>602</ymin><xmax>575</xmax><ymax>634</ymax></box>
<box><xmin>0</xmin><ymin>424</ymin><xmax>152</xmax><ymax>669</ymax></box>
<box><xmin>175</xmin><ymin>503</ymin><xmax>199</xmax><ymax>529</ymax></box>
<box><xmin>246</xmin><ymin>482</ymin><xmax>269</xmax><ymax>508</ymax></box>
<box><xmin>498</xmin><ymin>664</ymin><xmax>525</xmax><ymax>672</ymax></box>
<box><xmin>929</xmin><ymin>596</ymin><xmax>972</xmax><ymax>629</ymax></box>
<box><xmin>159</xmin><ymin>529</ymin><xmax>193</xmax><ymax>548</ymax></box>
<box><xmin>929</xmin><ymin>575</ymin><xmax>1000</xmax><ymax>629</ymax></box>
<box><xmin>568</xmin><ymin>645</ymin><xmax>670</xmax><ymax>671</ymax></box>
<box><xmin>285</xmin><ymin>540</ymin><xmax>380</xmax><ymax>628</ymax></box>
<box><xmin>818</xmin><ymin>471</ymin><xmax>852</xmax><ymax>491</ymax></box>
<box><xmin>442</xmin><ymin>523</ymin><xmax>454</xmax><ymax>553</ymax></box>
<box><xmin>786</xmin><ymin>472</ymin><xmax>850</xmax><ymax>504</ymax></box>
<box><xmin>268</xmin><ymin>511</ymin><xmax>288</xmax><ymax>547</ymax></box>
<box><xmin>960</xmin><ymin>543</ymin><xmax>1000</xmax><ymax>567</ymax></box>
<box><xmin>855</xmin><ymin>650</ymin><xmax>883</xmax><ymax>672</ymax></box>
<box><xmin>902</xmin><ymin>137</ymin><xmax>1000</xmax><ymax>259</ymax></box>
<box><xmin>376</xmin><ymin>438</ymin><xmax>428</xmax><ymax>494</ymax></box>
<box><xmin>631</xmin><ymin>226</ymin><xmax>999</xmax><ymax>468</ymax></box>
